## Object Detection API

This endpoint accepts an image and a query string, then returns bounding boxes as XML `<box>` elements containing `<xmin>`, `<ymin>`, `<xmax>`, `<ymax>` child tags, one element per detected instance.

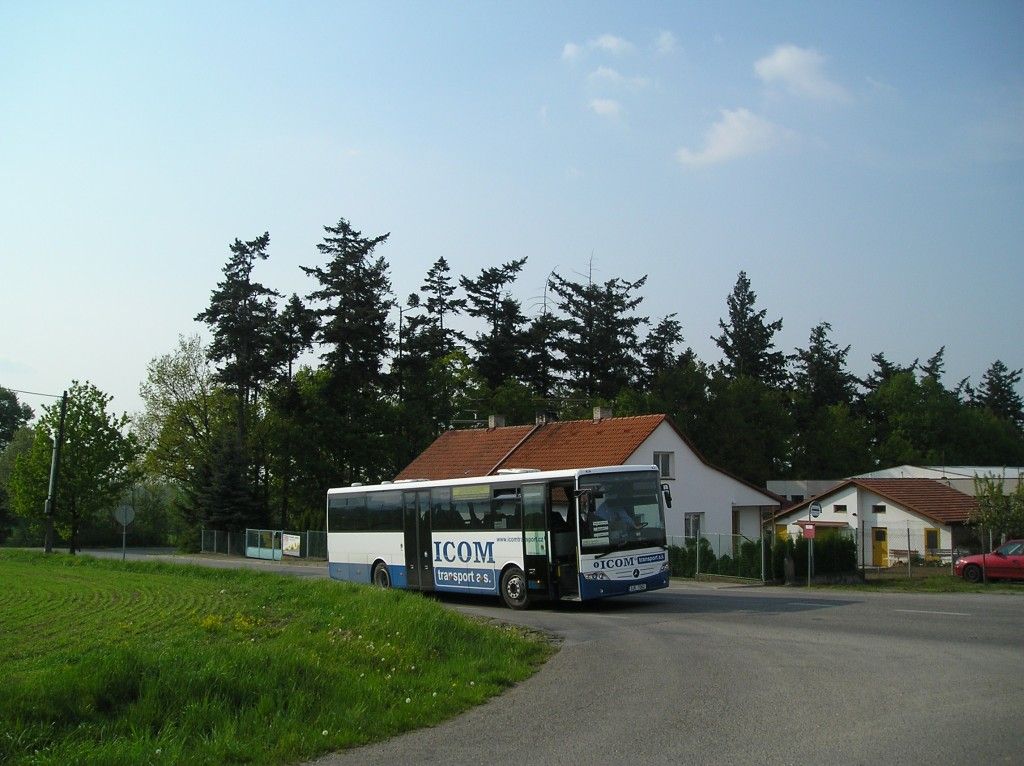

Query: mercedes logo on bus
<box><xmin>632</xmin><ymin>568</ymin><xmax>640</xmax><ymax>578</ymax></box>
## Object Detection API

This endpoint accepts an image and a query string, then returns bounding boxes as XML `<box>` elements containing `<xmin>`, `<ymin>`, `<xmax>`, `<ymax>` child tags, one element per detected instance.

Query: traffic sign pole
<box><xmin>113</xmin><ymin>506</ymin><xmax>136</xmax><ymax>562</ymax></box>
<box><xmin>807</xmin><ymin>502</ymin><xmax>822</xmax><ymax>587</ymax></box>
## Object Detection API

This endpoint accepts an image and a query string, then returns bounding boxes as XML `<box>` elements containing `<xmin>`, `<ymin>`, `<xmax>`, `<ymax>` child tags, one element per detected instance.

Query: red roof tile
<box><xmin>774</xmin><ymin>478</ymin><xmax>977</xmax><ymax>526</ymax></box>
<box><xmin>852</xmin><ymin>479</ymin><xmax>977</xmax><ymax>524</ymax></box>
<box><xmin>395</xmin><ymin>415</ymin><xmax>665</xmax><ymax>480</ymax></box>
<box><xmin>395</xmin><ymin>425</ymin><xmax>533</xmax><ymax>480</ymax></box>
<box><xmin>497</xmin><ymin>415</ymin><xmax>666</xmax><ymax>472</ymax></box>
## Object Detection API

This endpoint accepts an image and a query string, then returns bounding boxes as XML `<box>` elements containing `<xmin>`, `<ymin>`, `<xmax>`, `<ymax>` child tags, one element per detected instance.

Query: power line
<box><xmin>2</xmin><ymin>386</ymin><xmax>63</xmax><ymax>398</ymax></box>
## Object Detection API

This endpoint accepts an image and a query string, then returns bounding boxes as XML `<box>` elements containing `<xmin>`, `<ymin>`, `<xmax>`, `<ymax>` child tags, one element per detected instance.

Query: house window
<box><xmin>833</xmin><ymin>504</ymin><xmax>847</xmax><ymax>513</ymax></box>
<box><xmin>924</xmin><ymin>529</ymin><xmax>939</xmax><ymax>551</ymax></box>
<box><xmin>790</xmin><ymin>494</ymin><xmax>804</xmax><ymax>503</ymax></box>
<box><xmin>684</xmin><ymin>512</ymin><xmax>703</xmax><ymax>538</ymax></box>
<box><xmin>654</xmin><ymin>451</ymin><xmax>674</xmax><ymax>479</ymax></box>
<box><xmin>872</xmin><ymin>504</ymin><xmax>886</xmax><ymax>514</ymax></box>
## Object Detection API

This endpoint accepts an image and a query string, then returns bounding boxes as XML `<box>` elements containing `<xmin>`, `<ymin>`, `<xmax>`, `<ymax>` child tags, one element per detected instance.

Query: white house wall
<box><xmin>776</xmin><ymin>486</ymin><xmax>952</xmax><ymax>566</ymax></box>
<box><xmin>626</xmin><ymin>421</ymin><xmax>778</xmax><ymax>540</ymax></box>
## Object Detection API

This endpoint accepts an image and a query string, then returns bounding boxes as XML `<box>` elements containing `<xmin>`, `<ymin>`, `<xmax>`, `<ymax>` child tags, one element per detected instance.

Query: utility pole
<box><xmin>43</xmin><ymin>390</ymin><xmax>68</xmax><ymax>554</ymax></box>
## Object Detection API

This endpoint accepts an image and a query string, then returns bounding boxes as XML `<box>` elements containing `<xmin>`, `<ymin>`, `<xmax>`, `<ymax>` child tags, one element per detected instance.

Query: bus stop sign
<box><xmin>809</xmin><ymin>501</ymin><xmax>822</xmax><ymax>518</ymax></box>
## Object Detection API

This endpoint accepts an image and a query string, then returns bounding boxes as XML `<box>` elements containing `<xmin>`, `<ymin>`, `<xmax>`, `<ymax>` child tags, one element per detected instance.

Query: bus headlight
<box><xmin>583</xmin><ymin>571</ymin><xmax>609</xmax><ymax>581</ymax></box>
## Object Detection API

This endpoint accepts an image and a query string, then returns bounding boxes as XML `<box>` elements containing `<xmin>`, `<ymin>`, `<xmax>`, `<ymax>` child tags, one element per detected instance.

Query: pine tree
<box><xmin>641</xmin><ymin>314</ymin><xmax>685</xmax><ymax>387</ymax></box>
<box><xmin>548</xmin><ymin>269</ymin><xmax>648</xmax><ymax>400</ymax></box>
<box><xmin>194</xmin><ymin>232</ymin><xmax>281</xmax><ymax>443</ymax></box>
<box><xmin>274</xmin><ymin>293</ymin><xmax>317</xmax><ymax>382</ymax></box>
<box><xmin>790</xmin><ymin>322</ymin><xmax>859</xmax><ymax>415</ymax></box>
<box><xmin>460</xmin><ymin>258</ymin><xmax>529</xmax><ymax>389</ymax></box>
<box><xmin>862</xmin><ymin>352</ymin><xmax>917</xmax><ymax>395</ymax></box>
<box><xmin>920</xmin><ymin>347</ymin><xmax>946</xmax><ymax>383</ymax></box>
<box><xmin>977</xmin><ymin>359</ymin><xmax>1024</xmax><ymax>430</ymax></box>
<box><xmin>420</xmin><ymin>257</ymin><xmax>466</xmax><ymax>353</ymax></box>
<box><xmin>301</xmin><ymin>218</ymin><xmax>395</xmax><ymax>484</ymax></box>
<box><xmin>713</xmin><ymin>271</ymin><xmax>785</xmax><ymax>387</ymax></box>
<box><xmin>302</xmin><ymin>219</ymin><xmax>393</xmax><ymax>382</ymax></box>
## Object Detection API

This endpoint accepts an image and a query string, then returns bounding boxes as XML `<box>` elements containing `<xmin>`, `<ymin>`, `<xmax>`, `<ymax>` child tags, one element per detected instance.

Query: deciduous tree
<box><xmin>8</xmin><ymin>381</ymin><xmax>140</xmax><ymax>553</ymax></box>
<box><xmin>0</xmin><ymin>387</ymin><xmax>33</xmax><ymax>451</ymax></box>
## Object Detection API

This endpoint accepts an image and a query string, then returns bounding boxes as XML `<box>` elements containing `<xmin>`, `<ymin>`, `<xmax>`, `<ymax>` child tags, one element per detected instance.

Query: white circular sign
<box><xmin>113</xmin><ymin>506</ymin><xmax>136</xmax><ymax>526</ymax></box>
<box><xmin>809</xmin><ymin>501</ymin><xmax>822</xmax><ymax>518</ymax></box>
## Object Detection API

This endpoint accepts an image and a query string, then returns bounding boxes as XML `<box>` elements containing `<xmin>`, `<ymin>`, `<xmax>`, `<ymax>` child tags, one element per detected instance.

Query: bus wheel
<box><xmin>500</xmin><ymin>566</ymin><xmax>529</xmax><ymax>610</ymax></box>
<box><xmin>372</xmin><ymin>563</ymin><xmax>391</xmax><ymax>589</ymax></box>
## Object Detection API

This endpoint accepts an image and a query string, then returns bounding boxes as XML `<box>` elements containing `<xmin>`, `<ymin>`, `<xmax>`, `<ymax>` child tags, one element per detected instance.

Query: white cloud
<box><xmin>591</xmin><ymin>33</ymin><xmax>633</xmax><ymax>55</ymax></box>
<box><xmin>590</xmin><ymin>98</ymin><xmax>623</xmax><ymax>118</ymax></box>
<box><xmin>562</xmin><ymin>34</ymin><xmax>636</xmax><ymax>62</ymax></box>
<box><xmin>587</xmin><ymin>66</ymin><xmax>649</xmax><ymax>89</ymax></box>
<box><xmin>655</xmin><ymin>30</ymin><xmax>677</xmax><ymax>55</ymax></box>
<box><xmin>755</xmin><ymin>45</ymin><xmax>850</xmax><ymax>102</ymax></box>
<box><xmin>675</xmin><ymin>108</ymin><xmax>784</xmax><ymax>167</ymax></box>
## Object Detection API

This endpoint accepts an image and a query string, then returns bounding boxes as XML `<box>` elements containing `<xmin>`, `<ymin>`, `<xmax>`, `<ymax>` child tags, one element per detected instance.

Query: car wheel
<box><xmin>962</xmin><ymin>564</ymin><xmax>983</xmax><ymax>584</ymax></box>
<box><xmin>372</xmin><ymin>562</ymin><xmax>392</xmax><ymax>589</ymax></box>
<box><xmin>500</xmin><ymin>566</ymin><xmax>529</xmax><ymax>610</ymax></box>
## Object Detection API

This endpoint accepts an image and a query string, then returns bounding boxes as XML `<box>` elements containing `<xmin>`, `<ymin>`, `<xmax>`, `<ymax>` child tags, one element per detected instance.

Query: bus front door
<box><xmin>551</xmin><ymin>484</ymin><xmax>579</xmax><ymax>599</ymax></box>
<box><xmin>403</xmin><ymin>490</ymin><xmax>433</xmax><ymax>590</ymax></box>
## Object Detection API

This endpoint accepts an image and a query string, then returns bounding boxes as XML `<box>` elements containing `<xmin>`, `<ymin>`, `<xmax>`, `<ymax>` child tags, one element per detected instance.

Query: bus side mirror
<box><xmin>661</xmin><ymin>483</ymin><xmax>672</xmax><ymax>509</ymax></box>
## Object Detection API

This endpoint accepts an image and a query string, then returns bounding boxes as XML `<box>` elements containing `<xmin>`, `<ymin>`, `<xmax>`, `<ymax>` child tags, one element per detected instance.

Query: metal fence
<box><xmin>854</xmin><ymin>522</ymin><xmax>983</xmax><ymax>581</ymax></box>
<box><xmin>769</xmin><ymin>522</ymin><xmax>995</xmax><ymax>581</ymax></box>
<box><xmin>667</xmin><ymin>533</ymin><xmax>765</xmax><ymax>581</ymax></box>
<box><xmin>200</xmin><ymin>529</ymin><xmax>328</xmax><ymax>560</ymax></box>
<box><xmin>200</xmin><ymin>529</ymin><xmax>245</xmax><ymax>556</ymax></box>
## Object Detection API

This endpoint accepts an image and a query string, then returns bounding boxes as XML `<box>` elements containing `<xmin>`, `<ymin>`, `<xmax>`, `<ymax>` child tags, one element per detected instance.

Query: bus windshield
<box><xmin>578</xmin><ymin>470</ymin><xmax>667</xmax><ymax>553</ymax></box>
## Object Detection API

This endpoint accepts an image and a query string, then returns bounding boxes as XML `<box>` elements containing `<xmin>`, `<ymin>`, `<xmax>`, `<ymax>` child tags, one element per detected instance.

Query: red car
<box><xmin>954</xmin><ymin>540</ymin><xmax>1024</xmax><ymax>583</ymax></box>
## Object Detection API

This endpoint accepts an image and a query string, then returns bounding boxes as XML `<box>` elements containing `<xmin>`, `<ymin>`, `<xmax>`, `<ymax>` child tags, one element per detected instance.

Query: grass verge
<box><xmin>817</xmin><ymin>574</ymin><xmax>1024</xmax><ymax>593</ymax></box>
<box><xmin>0</xmin><ymin>550</ymin><xmax>552</xmax><ymax>765</ymax></box>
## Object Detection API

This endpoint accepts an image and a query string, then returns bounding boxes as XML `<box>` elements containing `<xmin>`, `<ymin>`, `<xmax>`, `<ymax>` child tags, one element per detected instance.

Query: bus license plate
<box><xmin>628</xmin><ymin>583</ymin><xmax>646</xmax><ymax>592</ymax></box>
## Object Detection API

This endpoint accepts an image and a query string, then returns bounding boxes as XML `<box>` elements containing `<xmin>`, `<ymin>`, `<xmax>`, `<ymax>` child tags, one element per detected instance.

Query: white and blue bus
<box><xmin>326</xmin><ymin>465</ymin><xmax>672</xmax><ymax>609</ymax></box>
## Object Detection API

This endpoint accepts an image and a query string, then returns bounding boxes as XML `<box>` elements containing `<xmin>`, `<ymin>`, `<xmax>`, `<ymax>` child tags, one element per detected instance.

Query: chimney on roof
<box><xmin>593</xmin><ymin>406</ymin><xmax>613</xmax><ymax>422</ymax></box>
<box><xmin>535</xmin><ymin>410</ymin><xmax>558</xmax><ymax>426</ymax></box>
<box><xmin>487</xmin><ymin>414</ymin><xmax>505</xmax><ymax>429</ymax></box>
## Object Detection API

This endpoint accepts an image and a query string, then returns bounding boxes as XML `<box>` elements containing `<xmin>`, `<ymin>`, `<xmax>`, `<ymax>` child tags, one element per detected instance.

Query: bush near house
<box><xmin>668</xmin><ymin>538</ymin><xmax>762</xmax><ymax>579</ymax></box>
<box><xmin>771</xmin><ymin>534</ymin><xmax>857</xmax><ymax>581</ymax></box>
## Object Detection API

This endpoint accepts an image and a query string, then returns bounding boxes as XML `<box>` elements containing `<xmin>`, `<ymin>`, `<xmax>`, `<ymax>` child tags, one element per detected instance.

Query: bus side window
<box><xmin>491</xmin><ymin>497</ymin><xmax>521</xmax><ymax>530</ymax></box>
<box><xmin>431</xmin><ymin>487</ymin><xmax>464</xmax><ymax>531</ymax></box>
<box><xmin>330</xmin><ymin>495</ymin><xmax>366</xmax><ymax>531</ymax></box>
<box><xmin>369</xmin><ymin>491</ymin><xmax>402</xmax><ymax>531</ymax></box>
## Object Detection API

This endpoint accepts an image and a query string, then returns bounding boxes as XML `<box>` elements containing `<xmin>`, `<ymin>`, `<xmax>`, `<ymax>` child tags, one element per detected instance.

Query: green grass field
<box><xmin>0</xmin><ymin>551</ymin><xmax>552</xmax><ymax>765</ymax></box>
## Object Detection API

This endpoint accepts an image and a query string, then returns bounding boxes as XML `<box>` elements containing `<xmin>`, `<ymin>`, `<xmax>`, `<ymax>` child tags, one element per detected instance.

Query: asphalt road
<box><xmin>82</xmin><ymin>550</ymin><xmax>1023</xmax><ymax>765</ymax></box>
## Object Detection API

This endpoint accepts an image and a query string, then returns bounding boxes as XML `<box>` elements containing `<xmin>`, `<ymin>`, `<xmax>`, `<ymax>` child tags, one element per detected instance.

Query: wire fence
<box><xmin>667</xmin><ymin>533</ymin><xmax>765</xmax><ymax>581</ymax></box>
<box><xmin>771</xmin><ymin>522</ymin><xmax>999</xmax><ymax>581</ymax></box>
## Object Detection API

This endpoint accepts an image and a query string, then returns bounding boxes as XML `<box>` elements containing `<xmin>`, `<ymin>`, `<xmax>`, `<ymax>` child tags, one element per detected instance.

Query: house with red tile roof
<box><xmin>772</xmin><ymin>478</ymin><xmax>979</xmax><ymax>566</ymax></box>
<box><xmin>397</xmin><ymin>408</ymin><xmax>781</xmax><ymax>540</ymax></box>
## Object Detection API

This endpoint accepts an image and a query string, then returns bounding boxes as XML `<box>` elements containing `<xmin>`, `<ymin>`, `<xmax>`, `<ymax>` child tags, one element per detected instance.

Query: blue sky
<box><xmin>2</xmin><ymin>1</ymin><xmax>1022</xmax><ymax>416</ymax></box>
